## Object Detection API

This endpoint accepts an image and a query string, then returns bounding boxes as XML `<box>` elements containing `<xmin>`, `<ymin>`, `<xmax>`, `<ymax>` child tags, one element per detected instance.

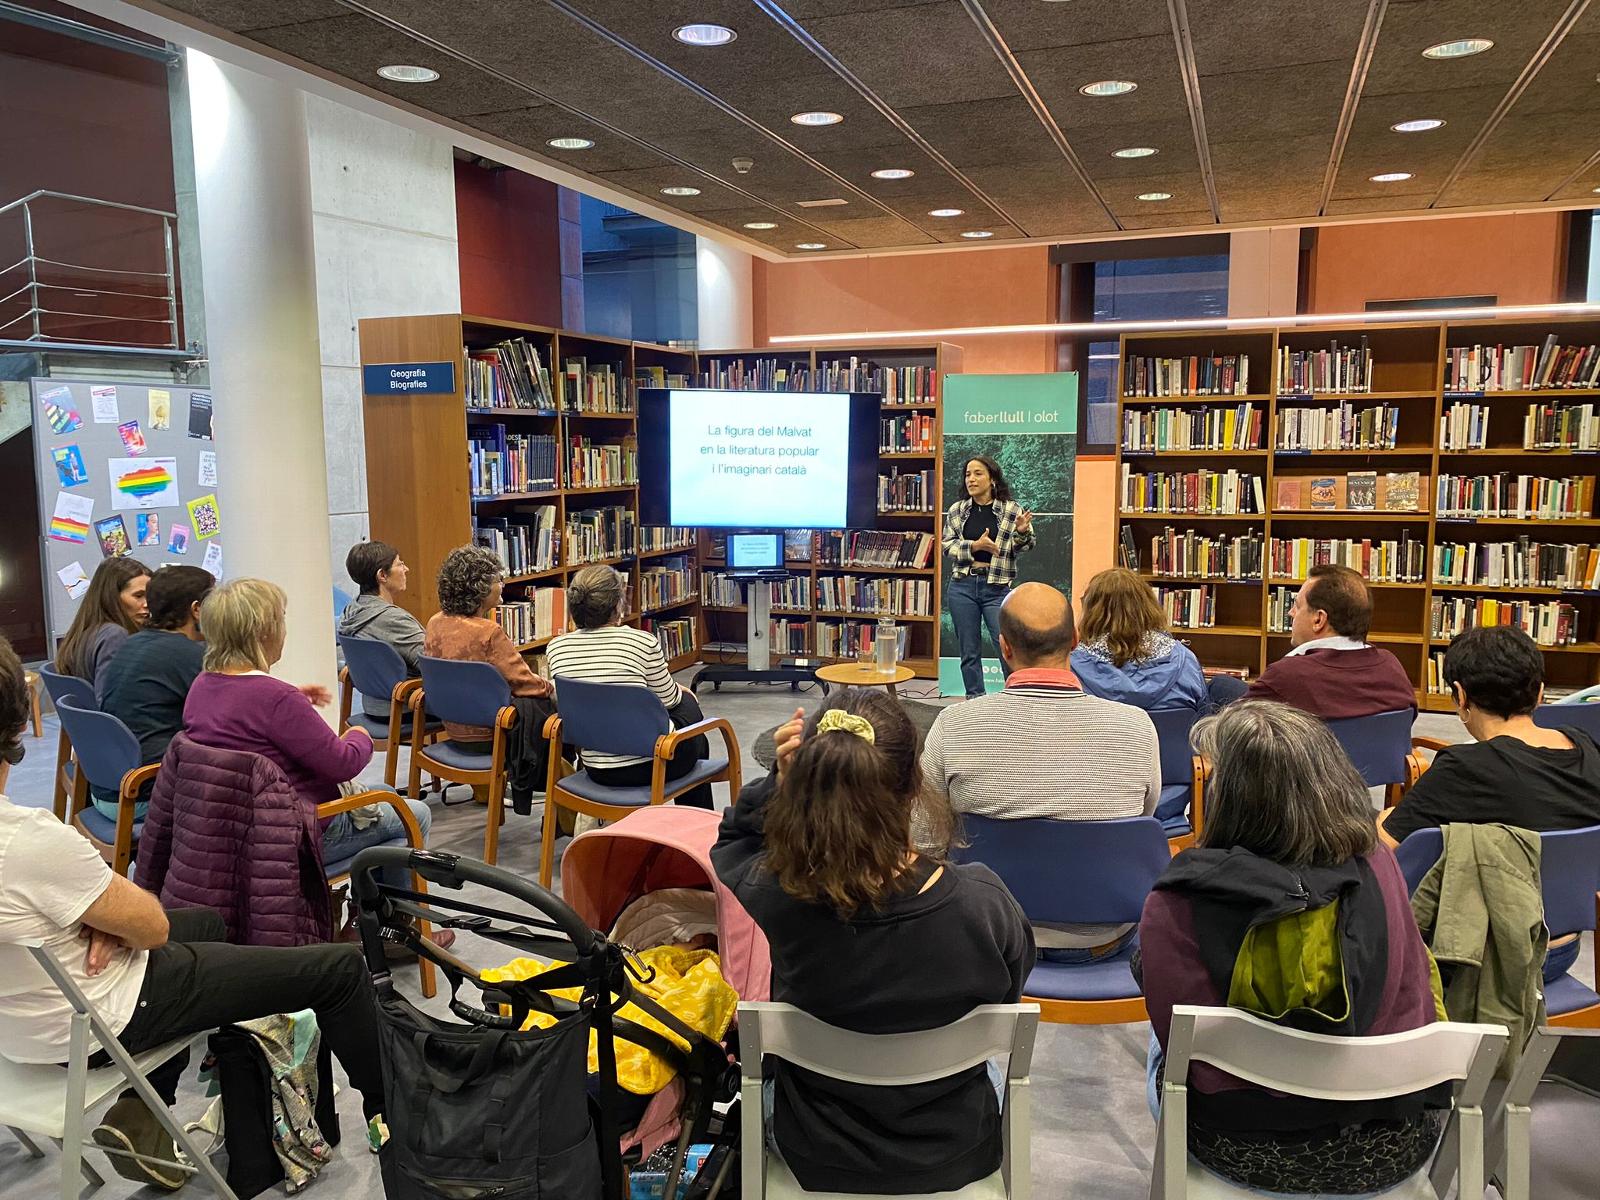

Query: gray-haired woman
<box><xmin>544</xmin><ymin>564</ymin><xmax>712</xmax><ymax>808</ymax></box>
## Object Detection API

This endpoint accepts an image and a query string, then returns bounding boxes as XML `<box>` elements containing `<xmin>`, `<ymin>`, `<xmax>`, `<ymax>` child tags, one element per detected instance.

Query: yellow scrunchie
<box><xmin>816</xmin><ymin>709</ymin><xmax>875</xmax><ymax>744</ymax></box>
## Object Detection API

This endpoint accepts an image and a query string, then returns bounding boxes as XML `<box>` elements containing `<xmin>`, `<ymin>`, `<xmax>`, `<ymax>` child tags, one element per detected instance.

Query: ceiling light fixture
<box><xmin>376</xmin><ymin>64</ymin><xmax>438</xmax><ymax>83</ymax></box>
<box><xmin>1423</xmin><ymin>38</ymin><xmax>1494</xmax><ymax>59</ymax></box>
<box><xmin>928</xmin><ymin>208</ymin><xmax>964</xmax><ymax>217</ymax></box>
<box><xmin>744</xmin><ymin>221</ymin><xmax>778</xmax><ymax>230</ymax></box>
<box><xmin>1113</xmin><ymin>146</ymin><xmax>1157</xmax><ymax>159</ymax></box>
<box><xmin>790</xmin><ymin>111</ymin><xmax>843</xmax><ymax>126</ymax></box>
<box><xmin>1370</xmin><ymin>171</ymin><xmax>1413</xmax><ymax>182</ymax></box>
<box><xmin>1137</xmin><ymin>191</ymin><xmax>1172</xmax><ymax>201</ymax></box>
<box><xmin>547</xmin><ymin>137</ymin><xmax>594</xmax><ymax>150</ymax></box>
<box><xmin>1391</xmin><ymin>118</ymin><xmax>1444</xmax><ymax>133</ymax></box>
<box><xmin>871</xmin><ymin>168</ymin><xmax>915</xmax><ymax>180</ymax></box>
<box><xmin>672</xmin><ymin>23</ymin><xmax>736</xmax><ymax>45</ymax></box>
<box><xmin>961</xmin><ymin>230</ymin><xmax>994</xmax><ymax>239</ymax></box>
<box><xmin>1080</xmin><ymin>79</ymin><xmax>1137</xmax><ymax>96</ymax></box>
<box><xmin>796</xmin><ymin>242</ymin><xmax>827</xmax><ymax>250</ymax></box>
<box><xmin>661</xmin><ymin>186</ymin><xmax>702</xmax><ymax>196</ymax></box>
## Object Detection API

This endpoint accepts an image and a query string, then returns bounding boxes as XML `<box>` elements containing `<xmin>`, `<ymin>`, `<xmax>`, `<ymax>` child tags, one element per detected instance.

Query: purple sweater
<box><xmin>182</xmin><ymin>673</ymin><xmax>373</xmax><ymax>811</ymax></box>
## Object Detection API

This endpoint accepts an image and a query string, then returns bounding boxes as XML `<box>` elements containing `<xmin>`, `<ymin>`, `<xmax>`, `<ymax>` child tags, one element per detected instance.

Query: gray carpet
<box><xmin>751</xmin><ymin>698</ymin><xmax>945</xmax><ymax>767</ymax></box>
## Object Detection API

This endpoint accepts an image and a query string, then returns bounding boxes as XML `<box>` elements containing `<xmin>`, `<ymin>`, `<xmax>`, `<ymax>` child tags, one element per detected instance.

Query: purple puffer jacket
<box><xmin>134</xmin><ymin>733</ymin><xmax>333</xmax><ymax>946</ymax></box>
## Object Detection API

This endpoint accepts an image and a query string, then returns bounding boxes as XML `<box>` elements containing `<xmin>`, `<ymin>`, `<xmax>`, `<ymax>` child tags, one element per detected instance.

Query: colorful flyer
<box><xmin>95</xmin><ymin>514</ymin><xmax>130</xmax><ymax>558</ymax></box>
<box><xmin>135</xmin><ymin>512</ymin><xmax>160</xmax><ymax>547</ymax></box>
<box><xmin>198</xmin><ymin>450</ymin><xmax>217</xmax><ymax>488</ymax></box>
<box><xmin>91</xmin><ymin>384</ymin><xmax>120</xmax><ymax>424</ymax></box>
<box><xmin>51</xmin><ymin>444</ymin><xmax>88</xmax><ymax>487</ymax></box>
<box><xmin>49</xmin><ymin>491</ymin><xmax>93</xmax><ymax>543</ymax></box>
<box><xmin>57</xmin><ymin>561</ymin><xmax>90</xmax><ymax>601</ymax></box>
<box><xmin>108</xmin><ymin>456</ymin><xmax>179</xmax><ymax>511</ymax></box>
<box><xmin>201</xmin><ymin>541</ymin><xmax>223</xmax><ymax>579</ymax></box>
<box><xmin>117</xmin><ymin>419</ymin><xmax>148</xmax><ymax>455</ymax></box>
<box><xmin>42</xmin><ymin>386</ymin><xmax>82</xmax><ymax>434</ymax></box>
<box><xmin>187</xmin><ymin>392</ymin><xmax>213</xmax><ymax>440</ymax></box>
<box><xmin>148</xmin><ymin>388</ymin><xmax>171</xmax><ymax>431</ymax></box>
<box><xmin>167</xmin><ymin>523</ymin><xmax>190</xmax><ymax>555</ymax></box>
<box><xmin>187</xmin><ymin>493</ymin><xmax>221</xmax><ymax>539</ymax></box>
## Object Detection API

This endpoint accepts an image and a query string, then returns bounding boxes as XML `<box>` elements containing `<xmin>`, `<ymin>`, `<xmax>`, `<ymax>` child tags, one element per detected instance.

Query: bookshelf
<box><xmin>1116</xmin><ymin>316</ymin><xmax>1600</xmax><ymax>711</ymax></box>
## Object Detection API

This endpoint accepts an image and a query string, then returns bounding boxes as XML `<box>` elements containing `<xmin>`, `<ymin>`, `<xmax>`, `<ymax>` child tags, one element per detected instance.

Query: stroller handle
<box><xmin>348</xmin><ymin>846</ymin><xmax>598</xmax><ymax>955</ymax></box>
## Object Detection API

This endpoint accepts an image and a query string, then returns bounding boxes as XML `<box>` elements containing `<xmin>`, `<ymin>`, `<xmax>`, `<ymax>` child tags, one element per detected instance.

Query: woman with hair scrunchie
<box><xmin>711</xmin><ymin>688</ymin><xmax>1033</xmax><ymax>1196</ymax></box>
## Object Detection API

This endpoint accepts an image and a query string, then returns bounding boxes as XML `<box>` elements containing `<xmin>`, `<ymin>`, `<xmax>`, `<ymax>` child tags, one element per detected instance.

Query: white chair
<box><xmin>1150</xmin><ymin>1005</ymin><xmax>1508</xmax><ymax>1200</ymax></box>
<box><xmin>738</xmin><ymin>1000</ymin><xmax>1039</xmax><ymax>1200</ymax></box>
<box><xmin>0</xmin><ymin>946</ymin><xmax>239</xmax><ymax>1200</ymax></box>
<box><xmin>1493</xmin><ymin>1026</ymin><xmax>1600</xmax><ymax>1200</ymax></box>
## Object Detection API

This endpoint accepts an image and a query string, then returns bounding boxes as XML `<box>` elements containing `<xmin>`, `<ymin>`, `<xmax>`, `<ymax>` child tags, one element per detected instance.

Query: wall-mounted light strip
<box><xmin>768</xmin><ymin>301</ymin><xmax>1600</xmax><ymax>345</ymax></box>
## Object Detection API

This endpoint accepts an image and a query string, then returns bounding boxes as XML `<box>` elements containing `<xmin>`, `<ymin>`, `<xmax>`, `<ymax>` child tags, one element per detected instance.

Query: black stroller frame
<box><xmin>350</xmin><ymin>846</ymin><xmax>729</xmax><ymax>1200</ymax></box>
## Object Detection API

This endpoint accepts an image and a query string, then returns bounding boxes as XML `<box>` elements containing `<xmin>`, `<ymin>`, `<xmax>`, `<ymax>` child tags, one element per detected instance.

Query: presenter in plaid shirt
<box><xmin>943</xmin><ymin>455</ymin><xmax>1035</xmax><ymax>698</ymax></box>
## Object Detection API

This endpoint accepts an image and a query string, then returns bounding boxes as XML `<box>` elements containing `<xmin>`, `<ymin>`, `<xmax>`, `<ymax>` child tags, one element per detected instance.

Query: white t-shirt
<box><xmin>0</xmin><ymin>796</ymin><xmax>147</xmax><ymax>1062</ymax></box>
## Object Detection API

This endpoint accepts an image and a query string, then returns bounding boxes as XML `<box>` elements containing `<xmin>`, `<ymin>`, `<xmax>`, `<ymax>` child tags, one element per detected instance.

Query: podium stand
<box><xmin>690</xmin><ymin>570</ymin><xmax>814</xmax><ymax>693</ymax></box>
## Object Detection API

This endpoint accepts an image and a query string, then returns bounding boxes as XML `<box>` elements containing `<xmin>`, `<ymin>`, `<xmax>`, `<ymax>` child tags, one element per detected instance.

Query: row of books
<box><xmin>696</xmin><ymin>358</ymin><xmax>811</xmax><ymax>391</ymax></box>
<box><xmin>1154</xmin><ymin>585</ymin><xmax>1215</xmax><ymax>629</ymax></box>
<box><xmin>820</xmin><ymin>361</ymin><xmax>938</xmax><ymax>405</ymax></box>
<box><xmin>494</xmin><ymin>586</ymin><xmax>566</xmax><ymax>647</ymax></box>
<box><xmin>1524</xmin><ymin>403</ymin><xmax>1600</xmax><ymax>451</ymax></box>
<box><xmin>560</xmin><ymin>358</ymin><xmax>631</xmax><ymax>414</ymax></box>
<box><xmin>468</xmin><ymin>426</ymin><xmax>559</xmax><ymax>495</ymax></box>
<box><xmin>1274</xmin><ymin>472</ymin><xmax>1423</xmax><ymax>513</ymax></box>
<box><xmin>638</xmin><ymin>556</ymin><xmax>695</xmax><ymax>611</ymax></box>
<box><xmin>1432</xmin><ymin>540</ymin><xmax>1600</xmax><ymax>590</ymax></box>
<box><xmin>634</xmin><ymin>366</ymin><xmax>690</xmax><ymax>392</ymax></box>
<box><xmin>1119</xmin><ymin>467</ymin><xmax>1266</xmax><ymax>515</ymax></box>
<box><xmin>815</xmin><ymin>620</ymin><xmax>911</xmax><ymax>660</ymax></box>
<box><xmin>881</xmin><ymin>411</ymin><xmax>936</xmax><ymax>453</ymax></box>
<box><xmin>1448</xmin><ymin>339</ymin><xmax>1600</xmax><ymax>392</ymax></box>
<box><xmin>567</xmin><ymin>436</ymin><xmax>638</xmax><ymax>489</ymax></box>
<box><xmin>702</xmin><ymin>573</ymin><xmax>810</xmax><ymax>610</ymax></box>
<box><xmin>1145</xmin><ymin>528</ymin><xmax>1264</xmax><ymax>580</ymax></box>
<box><xmin>1278</xmin><ymin>341</ymin><xmax>1372</xmax><ymax>394</ymax></box>
<box><xmin>1267</xmin><ymin>586</ymin><xmax>1299</xmax><ymax>634</ymax></box>
<box><xmin>639</xmin><ymin>526</ymin><xmax>697</xmax><ymax>554</ymax></box>
<box><xmin>566</xmin><ymin>506</ymin><xmax>635</xmax><ymax>564</ymax></box>
<box><xmin>641</xmin><ymin>616</ymin><xmax>695</xmax><ymax>660</ymax></box>
<box><xmin>465</xmin><ymin>338</ymin><xmax>554</xmax><ymax>411</ymax></box>
<box><xmin>1270</xmin><ymin>534</ymin><xmax>1426</xmax><ymax>584</ymax></box>
<box><xmin>878</xmin><ymin>468</ymin><xmax>935</xmax><ymax>513</ymax></box>
<box><xmin>1275</xmin><ymin>403</ymin><xmax>1400</xmax><ymax>452</ymax></box>
<box><xmin>769</xmin><ymin>619</ymin><xmax>810</xmax><ymax>655</ymax></box>
<box><xmin>1440</xmin><ymin>402</ymin><xmax>1491</xmax><ymax>451</ymax></box>
<box><xmin>1123</xmin><ymin>353</ymin><xmax>1252</xmax><ymax>398</ymax></box>
<box><xmin>815</xmin><ymin>529</ymin><xmax>936</xmax><ymax>569</ymax></box>
<box><xmin>473</xmin><ymin>506</ymin><xmax>559</xmax><ymax>576</ymax></box>
<box><xmin>1430</xmin><ymin>597</ymin><xmax>1584</xmax><ymax>646</ymax></box>
<box><xmin>813</xmin><ymin>575</ymin><xmax>933</xmax><ymax>617</ymax></box>
<box><xmin>1435</xmin><ymin>473</ymin><xmax>1596</xmax><ymax>520</ymax></box>
<box><xmin>1122</xmin><ymin>404</ymin><xmax>1263</xmax><ymax>452</ymax></box>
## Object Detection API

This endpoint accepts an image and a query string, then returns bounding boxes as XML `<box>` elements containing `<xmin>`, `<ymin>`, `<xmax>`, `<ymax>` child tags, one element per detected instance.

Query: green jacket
<box><xmin>1411</xmin><ymin>823</ymin><xmax>1545</xmax><ymax>1075</ymax></box>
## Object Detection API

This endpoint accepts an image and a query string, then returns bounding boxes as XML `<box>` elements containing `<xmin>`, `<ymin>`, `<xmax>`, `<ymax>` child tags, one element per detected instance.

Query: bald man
<box><xmin>921</xmin><ymin>582</ymin><xmax>1160</xmax><ymax>959</ymax></box>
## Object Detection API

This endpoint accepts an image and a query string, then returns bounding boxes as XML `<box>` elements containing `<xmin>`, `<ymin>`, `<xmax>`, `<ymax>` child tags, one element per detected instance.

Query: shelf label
<box><xmin>363</xmin><ymin>360</ymin><xmax>456</xmax><ymax>395</ymax></box>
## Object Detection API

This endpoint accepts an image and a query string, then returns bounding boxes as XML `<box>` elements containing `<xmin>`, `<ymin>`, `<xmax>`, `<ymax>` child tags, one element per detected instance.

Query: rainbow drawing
<box><xmin>49</xmin><ymin>516</ymin><xmax>89</xmax><ymax>543</ymax></box>
<box><xmin>115</xmin><ymin>463</ymin><xmax>174</xmax><ymax>499</ymax></box>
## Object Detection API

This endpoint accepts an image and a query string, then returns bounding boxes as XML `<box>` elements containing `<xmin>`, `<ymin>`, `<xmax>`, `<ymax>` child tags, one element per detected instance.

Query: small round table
<box><xmin>815</xmin><ymin>662</ymin><xmax>917</xmax><ymax>697</ymax></box>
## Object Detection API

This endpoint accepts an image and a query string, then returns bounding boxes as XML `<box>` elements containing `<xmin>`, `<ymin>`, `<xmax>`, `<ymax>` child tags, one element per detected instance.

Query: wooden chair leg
<box><xmin>383</xmin><ymin>736</ymin><xmax>400</xmax><ymax>793</ymax></box>
<box><xmin>483</xmin><ymin>778</ymin><xmax>502</xmax><ymax>867</ymax></box>
<box><xmin>53</xmin><ymin>730</ymin><xmax>72</xmax><ymax>822</ymax></box>
<box><xmin>538</xmin><ymin>793</ymin><xmax>560</xmax><ymax>889</ymax></box>
<box><xmin>28</xmin><ymin>677</ymin><xmax>42</xmax><ymax>739</ymax></box>
<box><xmin>409</xmin><ymin>865</ymin><xmax>437</xmax><ymax>1000</ymax></box>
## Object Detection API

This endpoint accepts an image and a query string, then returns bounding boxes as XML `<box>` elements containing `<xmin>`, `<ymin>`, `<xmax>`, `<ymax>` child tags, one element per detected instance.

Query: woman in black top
<box><xmin>712</xmin><ymin>688</ymin><xmax>1033</xmax><ymax>1195</ymax></box>
<box><xmin>941</xmin><ymin>455</ymin><xmax>1035</xmax><ymax>698</ymax></box>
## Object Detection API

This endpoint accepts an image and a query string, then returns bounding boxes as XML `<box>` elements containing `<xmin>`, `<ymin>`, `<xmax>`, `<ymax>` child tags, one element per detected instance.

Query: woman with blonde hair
<box><xmin>1070</xmin><ymin>566</ymin><xmax>1207</xmax><ymax>713</ymax></box>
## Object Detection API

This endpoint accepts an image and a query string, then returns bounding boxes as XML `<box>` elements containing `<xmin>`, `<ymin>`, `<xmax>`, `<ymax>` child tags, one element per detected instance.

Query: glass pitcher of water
<box><xmin>875</xmin><ymin>616</ymin><xmax>898</xmax><ymax>672</ymax></box>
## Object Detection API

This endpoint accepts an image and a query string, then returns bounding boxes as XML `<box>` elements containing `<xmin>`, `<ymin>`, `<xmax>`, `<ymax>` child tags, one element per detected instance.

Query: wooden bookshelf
<box><xmin>1115</xmin><ymin>316</ymin><xmax>1600</xmax><ymax>707</ymax></box>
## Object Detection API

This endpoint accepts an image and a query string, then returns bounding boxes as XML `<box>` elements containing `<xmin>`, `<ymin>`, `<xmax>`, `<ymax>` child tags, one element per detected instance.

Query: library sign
<box><xmin>362</xmin><ymin>361</ymin><xmax>457</xmax><ymax>395</ymax></box>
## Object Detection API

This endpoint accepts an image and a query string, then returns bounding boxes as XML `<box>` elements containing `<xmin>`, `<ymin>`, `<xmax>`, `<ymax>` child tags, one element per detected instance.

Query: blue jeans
<box><xmin>948</xmin><ymin>575</ymin><xmax>1010</xmax><ymax>697</ymax></box>
<box><xmin>322</xmin><ymin>794</ymin><xmax>432</xmax><ymax>891</ymax></box>
<box><xmin>1040</xmin><ymin>928</ymin><xmax>1135</xmax><ymax>964</ymax></box>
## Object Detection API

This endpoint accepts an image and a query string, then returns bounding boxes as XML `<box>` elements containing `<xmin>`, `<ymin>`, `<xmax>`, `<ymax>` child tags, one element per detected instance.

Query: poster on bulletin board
<box><xmin>31</xmin><ymin>378</ymin><xmax>222</xmax><ymax>643</ymax></box>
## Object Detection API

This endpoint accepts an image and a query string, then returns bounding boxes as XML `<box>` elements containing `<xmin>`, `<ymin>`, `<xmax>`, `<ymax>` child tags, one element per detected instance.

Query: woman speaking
<box><xmin>942</xmin><ymin>455</ymin><xmax>1035</xmax><ymax>698</ymax></box>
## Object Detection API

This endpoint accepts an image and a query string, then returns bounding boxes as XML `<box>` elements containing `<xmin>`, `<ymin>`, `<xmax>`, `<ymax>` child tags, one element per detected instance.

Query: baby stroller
<box><xmin>349</xmin><ymin>845</ymin><xmax>730</xmax><ymax>1200</ymax></box>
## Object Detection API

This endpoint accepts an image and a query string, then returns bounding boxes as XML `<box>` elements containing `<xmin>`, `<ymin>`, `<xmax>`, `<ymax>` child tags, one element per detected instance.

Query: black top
<box><xmin>1385</xmin><ymin>727</ymin><xmax>1600</xmax><ymax>843</ymax></box>
<box><xmin>93</xmin><ymin>629</ymin><xmax>206</xmax><ymax>806</ymax></box>
<box><xmin>962</xmin><ymin>500</ymin><xmax>1000</xmax><ymax>565</ymax></box>
<box><xmin>712</xmin><ymin>772</ymin><xmax>1034</xmax><ymax>1195</ymax></box>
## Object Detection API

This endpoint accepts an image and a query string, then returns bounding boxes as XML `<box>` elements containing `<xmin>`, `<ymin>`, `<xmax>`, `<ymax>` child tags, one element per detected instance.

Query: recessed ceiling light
<box><xmin>1080</xmin><ymin>79</ymin><xmax>1137</xmax><ymax>97</ymax></box>
<box><xmin>672</xmin><ymin>23</ymin><xmax>736</xmax><ymax>46</ymax></box>
<box><xmin>1370</xmin><ymin>172</ymin><xmax>1413</xmax><ymax>183</ymax></box>
<box><xmin>547</xmin><ymin>136</ymin><xmax>594</xmax><ymax>150</ymax></box>
<box><xmin>928</xmin><ymin>207</ymin><xmax>964</xmax><ymax>217</ymax></box>
<box><xmin>1137</xmin><ymin>191</ymin><xmax>1173</xmax><ymax>201</ymax></box>
<box><xmin>871</xmin><ymin>168</ymin><xmax>915</xmax><ymax>180</ymax></box>
<box><xmin>376</xmin><ymin>64</ymin><xmax>438</xmax><ymax>83</ymax></box>
<box><xmin>796</xmin><ymin>242</ymin><xmax>827</xmax><ymax>250</ymax></box>
<box><xmin>961</xmin><ymin>230</ymin><xmax>994</xmax><ymax>239</ymax></box>
<box><xmin>1592</xmin><ymin>187</ymin><xmax>1600</xmax><ymax>194</ymax></box>
<box><xmin>744</xmin><ymin>221</ymin><xmax>778</xmax><ymax>230</ymax></box>
<box><xmin>1113</xmin><ymin>146</ymin><xmax>1158</xmax><ymax>159</ymax></box>
<box><xmin>1391</xmin><ymin>118</ymin><xmax>1445</xmax><ymax>133</ymax></box>
<box><xmin>1423</xmin><ymin>38</ymin><xmax>1493</xmax><ymax>60</ymax></box>
<box><xmin>790</xmin><ymin>111</ymin><xmax>843</xmax><ymax>126</ymax></box>
<box><xmin>661</xmin><ymin>186</ymin><xmax>701</xmax><ymax>196</ymax></box>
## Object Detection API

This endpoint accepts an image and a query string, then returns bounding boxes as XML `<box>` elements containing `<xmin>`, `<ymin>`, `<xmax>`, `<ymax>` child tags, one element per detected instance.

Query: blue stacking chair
<box><xmin>38</xmin><ymin>663</ymin><xmax>95</xmax><ymax>822</ymax></box>
<box><xmin>1396</xmin><ymin>824</ymin><xmax>1600</xmax><ymax>1028</ymax></box>
<box><xmin>1325</xmin><ymin>707</ymin><xmax>1423</xmax><ymax>807</ymax></box>
<box><xmin>337</xmin><ymin>635</ymin><xmax>443</xmax><ymax>792</ymax></box>
<box><xmin>540</xmin><ymin>677</ymin><xmax>741</xmax><ymax>889</ymax></box>
<box><xmin>1148</xmin><ymin>707</ymin><xmax>1206</xmax><ymax>852</ymax></box>
<box><xmin>409</xmin><ymin>656</ymin><xmax>516</xmax><ymax>865</ymax></box>
<box><xmin>958</xmin><ymin>814</ymin><xmax>1171</xmax><ymax>1024</ymax></box>
<box><xmin>55</xmin><ymin>698</ymin><xmax>153</xmax><ymax>878</ymax></box>
<box><xmin>1532</xmin><ymin>702</ymin><xmax>1600</xmax><ymax>744</ymax></box>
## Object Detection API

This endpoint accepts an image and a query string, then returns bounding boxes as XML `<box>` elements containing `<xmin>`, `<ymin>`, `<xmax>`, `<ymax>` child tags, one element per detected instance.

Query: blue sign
<box><xmin>362</xmin><ymin>360</ymin><xmax>456</xmax><ymax>396</ymax></box>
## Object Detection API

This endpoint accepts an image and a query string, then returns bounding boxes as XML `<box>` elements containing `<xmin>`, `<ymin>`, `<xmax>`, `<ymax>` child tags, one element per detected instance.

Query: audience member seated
<box><xmin>1382</xmin><ymin>625</ymin><xmax>1600</xmax><ymax>846</ymax></box>
<box><xmin>338</xmin><ymin>539</ymin><xmax>425</xmax><ymax>720</ymax></box>
<box><xmin>93</xmin><ymin>565</ymin><xmax>214</xmax><ymax>822</ymax></box>
<box><xmin>713</xmin><ymin>689</ymin><xmax>1033</xmax><ymax>1196</ymax></box>
<box><xmin>0</xmin><ymin>634</ymin><xmax>388</xmax><ymax>1189</ymax></box>
<box><xmin>1246</xmin><ymin>564</ymin><xmax>1415</xmax><ymax>718</ymax></box>
<box><xmin>922</xmin><ymin>581</ymin><xmax>1157</xmax><ymax>960</ymax></box>
<box><xmin>1139</xmin><ymin>700</ymin><xmax>1447</xmax><ymax>1197</ymax></box>
<box><xmin>1070</xmin><ymin>567</ymin><xmax>1207</xmax><ymax>712</ymax></box>
<box><xmin>55</xmin><ymin>557</ymin><xmax>151</xmax><ymax>694</ymax></box>
<box><xmin>546</xmin><ymin>564</ymin><xmax>712</xmax><ymax>808</ymax></box>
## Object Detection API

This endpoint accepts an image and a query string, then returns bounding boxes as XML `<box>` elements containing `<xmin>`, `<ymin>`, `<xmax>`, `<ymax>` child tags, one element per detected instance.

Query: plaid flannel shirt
<box><xmin>942</xmin><ymin>497</ymin><xmax>1035</xmax><ymax>585</ymax></box>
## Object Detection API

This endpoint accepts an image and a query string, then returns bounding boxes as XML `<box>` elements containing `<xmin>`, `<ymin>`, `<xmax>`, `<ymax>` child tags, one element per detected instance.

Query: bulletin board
<box><xmin>31</xmin><ymin>377</ymin><xmax>223</xmax><ymax>642</ymax></box>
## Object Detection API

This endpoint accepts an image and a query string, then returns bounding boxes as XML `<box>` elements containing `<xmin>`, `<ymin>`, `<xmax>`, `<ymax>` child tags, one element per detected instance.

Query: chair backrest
<box><xmin>38</xmin><ymin>662</ymin><xmax>96</xmax><ymax>711</ymax></box>
<box><xmin>1395</xmin><ymin>823</ymin><xmax>1600</xmax><ymax>936</ymax></box>
<box><xmin>958</xmin><ymin>814</ymin><xmax>1172</xmax><ymax>927</ymax></box>
<box><xmin>553</xmin><ymin>676</ymin><xmax>671</xmax><ymax>759</ymax></box>
<box><xmin>338</xmin><ymin>634</ymin><xmax>409</xmax><ymax>703</ymax></box>
<box><xmin>54</xmin><ymin>698</ymin><xmax>141</xmax><ymax>790</ymax></box>
<box><xmin>1147</xmin><ymin>707</ymin><xmax>1199</xmax><ymax>789</ymax></box>
<box><xmin>1532</xmin><ymin>702</ymin><xmax>1600</xmax><ymax>744</ymax></box>
<box><xmin>417</xmin><ymin>656</ymin><xmax>511</xmax><ymax>730</ymax></box>
<box><xmin>1325</xmin><ymin>708</ymin><xmax>1415</xmax><ymax>787</ymax></box>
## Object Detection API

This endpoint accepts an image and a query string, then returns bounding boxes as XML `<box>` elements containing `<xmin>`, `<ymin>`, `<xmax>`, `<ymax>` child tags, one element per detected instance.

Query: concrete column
<box><xmin>1228</xmin><ymin>227</ymin><xmax>1301</xmax><ymax>317</ymax></box>
<box><xmin>696</xmin><ymin>236</ymin><xmax>754</xmax><ymax>349</ymax></box>
<box><xmin>186</xmin><ymin>50</ymin><xmax>336</xmax><ymax>697</ymax></box>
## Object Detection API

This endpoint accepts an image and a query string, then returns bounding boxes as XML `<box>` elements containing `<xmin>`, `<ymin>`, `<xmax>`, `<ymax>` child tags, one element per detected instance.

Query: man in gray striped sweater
<box><xmin>921</xmin><ymin>582</ymin><xmax>1160</xmax><ymax>959</ymax></box>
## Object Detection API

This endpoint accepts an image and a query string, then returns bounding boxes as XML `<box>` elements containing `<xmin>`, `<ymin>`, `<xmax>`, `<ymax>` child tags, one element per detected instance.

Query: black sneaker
<box><xmin>91</xmin><ymin>1095</ymin><xmax>188</xmax><ymax>1191</ymax></box>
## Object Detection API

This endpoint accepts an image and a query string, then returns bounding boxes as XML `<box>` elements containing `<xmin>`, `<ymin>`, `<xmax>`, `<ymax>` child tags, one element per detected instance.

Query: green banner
<box><xmin>939</xmin><ymin>373</ymin><xmax>1077</xmax><ymax>696</ymax></box>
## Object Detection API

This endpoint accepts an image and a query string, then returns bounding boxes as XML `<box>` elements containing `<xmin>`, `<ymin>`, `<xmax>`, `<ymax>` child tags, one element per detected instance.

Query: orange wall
<box><xmin>1308</xmin><ymin>213</ymin><xmax>1565</xmax><ymax>311</ymax></box>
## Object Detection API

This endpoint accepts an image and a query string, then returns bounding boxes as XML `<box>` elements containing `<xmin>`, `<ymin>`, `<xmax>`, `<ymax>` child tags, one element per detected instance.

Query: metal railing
<box><xmin>0</xmin><ymin>190</ymin><xmax>180</xmax><ymax>349</ymax></box>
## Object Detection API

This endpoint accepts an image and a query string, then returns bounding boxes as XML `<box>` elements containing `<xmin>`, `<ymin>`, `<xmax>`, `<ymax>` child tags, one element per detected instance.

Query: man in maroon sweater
<box><xmin>1247</xmin><ymin>564</ymin><xmax>1416</xmax><ymax>719</ymax></box>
